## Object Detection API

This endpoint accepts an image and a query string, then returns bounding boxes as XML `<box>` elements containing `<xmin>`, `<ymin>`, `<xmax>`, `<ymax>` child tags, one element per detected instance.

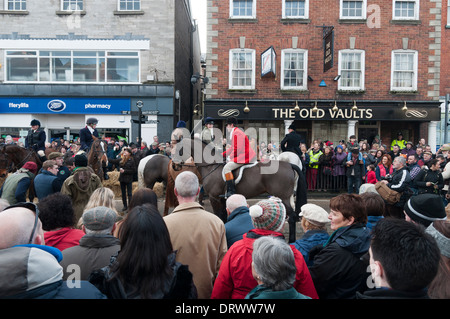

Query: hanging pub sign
<box><xmin>261</xmin><ymin>46</ymin><xmax>276</xmax><ymax>77</ymax></box>
<box><xmin>323</xmin><ymin>26</ymin><xmax>334</xmax><ymax>72</ymax></box>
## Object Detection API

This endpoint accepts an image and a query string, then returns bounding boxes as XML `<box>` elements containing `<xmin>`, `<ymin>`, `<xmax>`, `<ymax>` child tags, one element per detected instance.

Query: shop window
<box><xmin>118</xmin><ymin>0</ymin><xmax>140</xmax><ymax>11</ymax></box>
<box><xmin>5</xmin><ymin>0</ymin><xmax>26</xmax><ymax>11</ymax></box>
<box><xmin>338</xmin><ymin>49</ymin><xmax>365</xmax><ymax>91</ymax></box>
<box><xmin>229</xmin><ymin>48</ymin><xmax>255</xmax><ymax>90</ymax></box>
<box><xmin>282</xmin><ymin>0</ymin><xmax>308</xmax><ymax>19</ymax></box>
<box><xmin>391</xmin><ymin>50</ymin><xmax>418</xmax><ymax>91</ymax></box>
<box><xmin>393</xmin><ymin>0</ymin><xmax>419</xmax><ymax>20</ymax></box>
<box><xmin>230</xmin><ymin>0</ymin><xmax>255</xmax><ymax>19</ymax></box>
<box><xmin>61</xmin><ymin>0</ymin><xmax>83</xmax><ymax>11</ymax></box>
<box><xmin>281</xmin><ymin>49</ymin><xmax>308</xmax><ymax>90</ymax></box>
<box><xmin>340</xmin><ymin>0</ymin><xmax>366</xmax><ymax>19</ymax></box>
<box><xmin>6</xmin><ymin>50</ymin><xmax>139</xmax><ymax>83</ymax></box>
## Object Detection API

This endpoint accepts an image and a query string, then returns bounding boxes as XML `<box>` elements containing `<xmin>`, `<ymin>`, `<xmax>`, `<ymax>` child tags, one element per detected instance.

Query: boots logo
<box><xmin>47</xmin><ymin>100</ymin><xmax>66</xmax><ymax>112</ymax></box>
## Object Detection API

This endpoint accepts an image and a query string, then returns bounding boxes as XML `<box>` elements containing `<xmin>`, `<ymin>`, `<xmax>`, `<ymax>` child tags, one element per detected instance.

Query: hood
<box><xmin>0</xmin><ymin>245</ymin><xmax>63</xmax><ymax>297</ymax></box>
<box><xmin>67</xmin><ymin>167</ymin><xmax>94</xmax><ymax>192</ymax></box>
<box><xmin>44</xmin><ymin>227</ymin><xmax>82</xmax><ymax>249</ymax></box>
<box><xmin>242</xmin><ymin>229</ymin><xmax>284</xmax><ymax>251</ymax></box>
<box><xmin>328</xmin><ymin>224</ymin><xmax>372</xmax><ymax>256</ymax></box>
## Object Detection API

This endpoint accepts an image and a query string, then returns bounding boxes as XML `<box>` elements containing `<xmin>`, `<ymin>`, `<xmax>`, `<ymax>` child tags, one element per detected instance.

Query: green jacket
<box><xmin>245</xmin><ymin>285</ymin><xmax>311</xmax><ymax>299</ymax></box>
<box><xmin>0</xmin><ymin>169</ymin><xmax>34</xmax><ymax>205</ymax></box>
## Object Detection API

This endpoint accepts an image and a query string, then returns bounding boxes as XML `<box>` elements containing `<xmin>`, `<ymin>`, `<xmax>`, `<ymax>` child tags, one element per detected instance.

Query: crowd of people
<box><xmin>0</xmin><ymin>119</ymin><xmax>449</xmax><ymax>301</ymax></box>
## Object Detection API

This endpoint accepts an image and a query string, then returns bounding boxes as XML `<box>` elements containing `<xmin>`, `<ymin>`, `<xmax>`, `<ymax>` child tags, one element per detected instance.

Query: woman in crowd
<box><xmin>108</xmin><ymin>147</ymin><xmax>136</xmax><ymax>212</ymax></box>
<box><xmin>318</xmin><ymin>146</ymin><xmax>334</xmax><ymax>190</ymax></box>
<box><xmin>414</xmin><ymin>159</ymin><xmax>444</xmax><ymax>195</ymax></box>
<box><xmin>332</xmin><ymin>145</ymin><xmax>347</xmax><ymax>191</ymax></box>
<box><xmin>375</xmin><ymin>154</ymin><xmax>393</xmax><ymax>181</ymax></box>
<box><xmin>89</xmin><ymin>204</ymin><xmax>197</xmax><ymax>299</ymax></box>
<box><xmin>78</xmin><ymin>187</ymin><xmax>119</xmax><ymax>227</ymax></box>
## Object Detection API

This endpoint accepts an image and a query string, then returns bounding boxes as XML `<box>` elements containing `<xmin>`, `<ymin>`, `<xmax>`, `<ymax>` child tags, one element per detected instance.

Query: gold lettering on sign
<box><xmin>273</xmin><ymin>108</ymin><xmax>373</xmax><ymax>120</ymax></box>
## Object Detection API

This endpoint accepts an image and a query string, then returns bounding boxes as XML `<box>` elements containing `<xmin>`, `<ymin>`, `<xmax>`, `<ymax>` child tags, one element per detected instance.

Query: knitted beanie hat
<box><xmin>249</xmin><ymin>197</ymin><xmax>286</xmax><ymax>232</ymax></box>
<box><xmin>404</xmin><ymin>194</ymin><xmax>447</xmax><ymax>227</ymax></box>
<box><xmin>22</xmin><ymin>161</ymin><xmax>38</xmax><ymax>174</ymax></box>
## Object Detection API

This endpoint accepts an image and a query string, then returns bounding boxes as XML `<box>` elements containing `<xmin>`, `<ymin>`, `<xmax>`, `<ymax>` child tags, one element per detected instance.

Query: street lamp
<box><xmin>136</xmin><ymin>100</ymin><xmax>143</xmax><ymax>148</ymax></box>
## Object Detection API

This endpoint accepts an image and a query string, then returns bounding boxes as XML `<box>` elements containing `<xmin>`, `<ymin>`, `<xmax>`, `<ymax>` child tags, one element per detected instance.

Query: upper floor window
<box><xmin>338</xmin><ymin>50</ymin><xmax>365</xmax><ymax>90</ymax></box>
<box><xmin>229</xmin><ymin>48</ymin><xmax>255</xmax><ymax>89</ymax></box>
<box><xmin>5</xmin><ymin>50</ymin><xmax>140</xmax><ymax>84</ymax></box>
<box><xmin>62</xmin><ymin>0</ymin><xmax>83</xmax><ymax>11</ymax></box>
<box><xmin>5</xmin><ymin>0</ymin><xmax>26</xmax><ymax>10</ymax></box>
<box><xmin>393</xmin><ymin>0</ymin><xmax>419</xmax><ymax>20</ymax></box>
<box><xmin>282</xmin><ymin>0</ymin><xmax>308</xmax><ymax>19</ymax></box>
<box><xmin>281</xmin><ymin>49</ymin><xmax>308</xmax><ymax>90</ymax></box>
<box><xmin>340</xmin><ymin>0</ymin><xmax>366</xmax><ymax>19</ymax></box>
<box><xmin>230</xmin><ymin>0</ymin><xmax>256</xmax><ymax>19</ymax></box>
<box><xmin>118</xmin><ymin>0</ymin><xmax>140</xmax><ymax>11</ymax></box>
<box><xmin>391</xmin><ymin>50</ymin><xmax>418</xmax><ymax>91</ymax></box>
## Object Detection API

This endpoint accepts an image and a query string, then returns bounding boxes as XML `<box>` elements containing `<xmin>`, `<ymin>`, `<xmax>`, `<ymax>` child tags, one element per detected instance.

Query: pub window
<box><xmin>281</xmin><ymin>49</ymin><xmax>308</xmax><ymax>90</ymax></box>
<box><xmin>6</xmin><ymin>50</ymin><xmax>140</xmax><ymax>83</ymax></box>
<box><xmin>5</xmin><ymin>0</ymin><xmax>26</xmax><ymax>10</ymax></box>
<box><xmin>338</xmin><ymin>50</ymin><xmax>365</xmax><ymax>91</ymax></box>
<box><xmin>229</xmin><ymin>48</ymin><xmax>256</xmax><ymax>89</ymax></box>
<box><xmin>230</xmin><ymin>0</ymin><xmax>256</xmax><ymax>19</ymax></box>
<box><xmin>340</xmin><ymin>0</ymin><xmax>366</xmax><ymax>19</ymax></box>
<box><xmin>118</xmin><ymin>0</ymin><xmax>140</xmax><ymax>11</ymax></box>
<box><xmin>393</xmin><ymin>0</ymin><xmax>419</xmax><ymax>20</ymax></box>
<box><xmin>282</xmin><ymin>0</ymin><xmax>308</xmax><ymax>19</ymax></box>
<box><xmin>61</xmin><ymin>0</ymin><xmax>83</xmax><ymax>11</ymax></box>
<box><xmin>390</xmin><ymin>50</ymin><xmax>418</xmax><ymax>91</ymax></box>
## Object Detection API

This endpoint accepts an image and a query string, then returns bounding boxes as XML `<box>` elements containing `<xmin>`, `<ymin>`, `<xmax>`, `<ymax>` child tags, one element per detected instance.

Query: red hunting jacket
<box><xmin>222</xmin><ymin>127</ymin><xmax>256</xmax><ymax>164</ymax></box>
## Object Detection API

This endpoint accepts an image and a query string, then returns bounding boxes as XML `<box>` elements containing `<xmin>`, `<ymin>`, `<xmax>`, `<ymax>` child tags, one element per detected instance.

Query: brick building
<box><xmin>204</xmin><ymin>0</ymin><xmax>442</xmax><ymax>150</ymax></box>
<box><xmin>0</xmin><ymin>0</ymin><xmax>202</xmax><ymax>144</ymax></box>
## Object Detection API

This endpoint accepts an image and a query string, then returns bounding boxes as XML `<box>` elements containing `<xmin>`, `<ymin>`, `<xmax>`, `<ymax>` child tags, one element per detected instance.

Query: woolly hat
<box><xmin>205</xmin><ymin>117</ymin><xmax>215</xmax><ymax>124</ymax></box>
<box><xmin>299</xmin><ymin>204</ymin><xmax>330</xmax><ymax>226</ymax></box>
<box><xmin>82</xmin><ymin>206</ymin><xmax>117</xmax><ymax>231</ymax></box>
<box><xmin>22</xmin><ymin>161</ymin><xmax>38</xmax><ymax>174</ymax></box>
<box><xmin>249</xmin><ymin>197</ymin><xmax>286</xmax><ymax>232</ymax></box>
<box><xmin>176</xmin><ymin>120</ymin><xmax>186</xmax><ymax>128</ymax></box>
<box><xmin>74</xmin><ymin>154</ymin><xmax>88</xmax><ymax>167</ymax></box>
<box><xmin>48</xmin><ymin>152</ymin><xmax>63</xmax><ymax>160</ymax></box>
<box><xmin>404</xmin><ymin>194</ymin><xmax>447</xmax><ymax>227</ymax></box>
<box><xmin>426</xmin><ymin>223</ymin><xmax>450</xmax><ymax>258</ymax></box>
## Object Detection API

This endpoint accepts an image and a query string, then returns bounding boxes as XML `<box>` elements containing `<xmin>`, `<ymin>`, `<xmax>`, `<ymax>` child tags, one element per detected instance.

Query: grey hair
<box><xmin>394</xmin><ymin>156</ymin><xmax>406</xmax><ymax>166</ymax></box>
<box><xmin>226</xmin><ymin>194</ymin><xmax>248</xmax><ymax>212</ymax></box>
<box><xmin>252</xmin><ymin>236</ymin><xmax>297</xmax><ymax>291</ymax></box>
<box><xmin>174</xmin><ymin>171</ymin><xmax>199</xmax><ymax>198</ymax></box>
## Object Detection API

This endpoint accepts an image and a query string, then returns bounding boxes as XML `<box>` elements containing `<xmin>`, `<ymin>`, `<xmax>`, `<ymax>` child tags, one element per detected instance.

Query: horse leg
<box><xmin>209</xmin><ymin>195</ymin><xmax>227</xmax><ymax>223</ymax></box>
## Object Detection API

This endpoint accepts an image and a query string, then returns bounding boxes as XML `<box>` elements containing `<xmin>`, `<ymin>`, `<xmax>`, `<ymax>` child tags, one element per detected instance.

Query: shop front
<box><xmin>204</xmin><ymin>99</ymin><xmax>441</xmax><ymax>150</ymax></box>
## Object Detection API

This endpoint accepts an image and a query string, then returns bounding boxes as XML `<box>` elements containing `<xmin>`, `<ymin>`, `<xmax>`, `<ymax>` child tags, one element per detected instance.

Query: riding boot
<box><xmin>103</xmin><ymin>169</ymin><xmax>109</xmax><ymax>180</ymax></box>
<box><xmin>224</xmin><ymin>172</ymin><xmax>235</xmax><ymax>199</ymax></box>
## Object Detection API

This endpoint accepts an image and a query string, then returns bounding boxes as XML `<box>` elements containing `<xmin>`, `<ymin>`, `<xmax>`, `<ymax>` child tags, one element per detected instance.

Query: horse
<box><xmin>138</xmin><ymin>154</ymin><xmax>170</xmax><ymax>189</ymax></box>
<box><xmin>172</xmin><ymin>137</ymin><xmax>307</xmax><ymax>243</ymax></box>
<box><xmin>87</xmin><ymin>139</ymin><xmax>108</xmax><ymax>181</ymax></box>
<box><xmin>0</xmin><ymin>144</ymin><xmax>43</xmax><ymax>201</ymax></box>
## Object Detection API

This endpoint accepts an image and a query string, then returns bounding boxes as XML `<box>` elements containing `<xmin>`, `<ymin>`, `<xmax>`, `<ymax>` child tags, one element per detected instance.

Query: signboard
<box><xmin>0</xmin><ymin>97</ymin><xmax>130</xmax><ymax>114</ymax></box>
<box><xmin>261</xmin><ymin>46</ymin><xmax>276</xmax><ymax>77</ymax></box>
<box><xmin>323</xmin><ymin>27</ymin><xmax>334</xmax><ymax>72</ymax></box>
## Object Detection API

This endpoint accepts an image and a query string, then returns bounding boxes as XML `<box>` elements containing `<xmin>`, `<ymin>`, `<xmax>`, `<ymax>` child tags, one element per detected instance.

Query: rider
<box><xmin>222</xmin><ymin>117</ymin><xmax>256</xmax><ymax>199</ymax></box>
<box><xmin>80</xmin><ymin>117</ymin><xmax>99</xmax><ymax>152</ymax></box>
<box><xmin>280</xmin><ymin>122</ymin><xmax>303</xmax><ymax>159</ymax></box>
<box><xmin>25</xmin><ymin>119</ymin><xmax>47</xmax><ymax>162</ymax></box>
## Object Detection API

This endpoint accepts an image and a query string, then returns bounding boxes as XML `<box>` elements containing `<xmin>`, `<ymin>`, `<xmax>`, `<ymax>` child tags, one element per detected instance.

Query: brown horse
<box><xmin>173</xmin><ymin>137</ymin><xmax>307</xmax><ymax>243</ymax></box>
<box><xmin>0</xmin><ymin>144</ymin><xmax>43</xmax><ymax>201</ymax></box>
<box><xmin>87</xmin><ymin>139</ymin><xmax>108</xmax><ymax>181</ymax></box>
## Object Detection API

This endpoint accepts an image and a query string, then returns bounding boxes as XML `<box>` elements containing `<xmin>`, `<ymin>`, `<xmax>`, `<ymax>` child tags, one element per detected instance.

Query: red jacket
<box><xmin>44</xmin><ymin>227</ymin><xmax>85</xmax><ymax>251</ymax></box>
<box><xmin>366</xmin><ymin>170</ymin><xmax>377</xmax><ymax>184</ymax></box>
<box><xmin>210</xmin><ymin>228</ymin><xmax>319</xmax><ymax>299</ymax></box>
<box><xmin>222</xmin><ymin>127</ymin><xmax>256</xmax><ymax>164</ymax></box>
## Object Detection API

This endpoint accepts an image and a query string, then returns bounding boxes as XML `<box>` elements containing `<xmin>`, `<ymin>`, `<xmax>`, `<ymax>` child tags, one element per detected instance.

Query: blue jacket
<box><xmin>34</xmin><ymin>170</ymin><xmax>62</xmax><ymax>200</ymax></box>
<box><xmin>293</xmin><ymin>230</ymin><xmax>330</xmax><ymax>267</ymax></box>
<box><xmin>366</xmin><ymin>216</ymin><xmax>383</xmax><ymax>231</ymax></box>
<box><xmin>225</xmin><ymin>206</ymin><xmax>254</xmax><ymax>248</ymax></box>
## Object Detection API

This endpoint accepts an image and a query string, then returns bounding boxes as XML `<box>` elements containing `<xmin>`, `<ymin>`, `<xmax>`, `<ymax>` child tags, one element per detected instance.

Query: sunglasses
<box><xmin>4</xmin><ymin>202</ymin><xmax>40</xmax><ymax>245</ymax></box>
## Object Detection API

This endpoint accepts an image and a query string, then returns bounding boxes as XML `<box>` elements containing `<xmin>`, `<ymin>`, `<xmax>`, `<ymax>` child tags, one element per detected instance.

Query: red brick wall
<box><xmin>210</xmin><ymin>0</ymin><xmax>436</xmax><ymax>102</ymax></box>
<box><xmin>441</xmin><ymin>3</ymin><xmax>450</xmax><ymax>95</ymax></box>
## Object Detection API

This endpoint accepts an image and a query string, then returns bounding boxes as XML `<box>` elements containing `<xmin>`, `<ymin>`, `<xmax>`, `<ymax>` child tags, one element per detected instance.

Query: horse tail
<box><xmin>290</xmin><ymin>163</ymin><xmax>307</xmax><ymax>216</ymax></box>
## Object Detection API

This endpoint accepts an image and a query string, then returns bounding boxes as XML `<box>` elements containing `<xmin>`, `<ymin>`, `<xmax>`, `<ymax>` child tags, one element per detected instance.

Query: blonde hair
<box><xmin>78</xmin><ymin>187</ymin><xmax>118</xmax><ymax>228</ymax></box>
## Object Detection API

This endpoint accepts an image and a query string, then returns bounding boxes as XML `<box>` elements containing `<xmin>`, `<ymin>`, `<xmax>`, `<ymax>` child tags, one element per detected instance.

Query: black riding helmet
<box><xmin>86</xmin><ymin>117</ymin><xmax>98</xmax><ymax>125</ymax></box>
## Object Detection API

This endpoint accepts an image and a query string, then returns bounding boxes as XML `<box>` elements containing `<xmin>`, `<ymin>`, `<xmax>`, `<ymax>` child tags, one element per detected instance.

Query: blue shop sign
<box><xmin>0</xmin><ymin>97</ymin><xmax>130</xmax><ymax>114</ymax></box>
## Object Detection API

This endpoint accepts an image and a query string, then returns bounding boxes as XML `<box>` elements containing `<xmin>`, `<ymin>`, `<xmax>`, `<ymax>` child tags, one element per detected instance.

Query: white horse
<box><xmin>278</xmin><ymin>151</ymin><xmax>303</xmax><ymax>209</ymax></box>
<box><xmin>137</xmin><ymin>154</ymin><xmax>158</xmax><ymax>188</ymax></box>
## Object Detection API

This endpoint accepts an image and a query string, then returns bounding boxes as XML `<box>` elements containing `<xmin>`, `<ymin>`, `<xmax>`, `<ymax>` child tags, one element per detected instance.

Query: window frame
<box><xmin>280</xmin><ymin>48</ymin><xmax>308</xmax><ymax>90</ymax></box>
<box><xmin>390</xmin><ymin>49</ymin><xmax>418</xmax><ymax>91</ymax></box>
<box><xmin>117</xmin><ymin>0</ymin><xmax>141</xmax><ymax>11</ymax></box>
<box><xmin>61</xmin><ymin>0</ymin><xmax>83</xmax><ymax>11</ymax></box>
<box><xmin>392</xmin><ymin>0</ymin><xmax>420</xmax><ymax>20</ymax></box>
<box><xmin>5</xmin><ymin>50</ymin><xmax>141</xmax><ymax>84</ymax></box>
<box><xmin>338</xmin><ymin>49</ymin><xmax>365</xmax><ymax>91</ymax></box>
<box><xmin>282</xmin><ymin>0</ymin><xmax>309</xmax><ymax>19</ymax></box>
<box><xmin>340</xmin><ymin>0</ymin><xmax>367</xmax><ymax>19</ymax></box>
<box><xmin>229</xmin><ymin>48</ymin><xmax>256</xmax><ymax>90</ymax></box>
<box><xmin>229</xmin><ymin>0</ymin><xmax>256</xmax><ymax>19</ymax></box>
<box><xmin>4</xmin><ymin>0</ymin><xmax>26</xmax><ymax>11</ymax></box>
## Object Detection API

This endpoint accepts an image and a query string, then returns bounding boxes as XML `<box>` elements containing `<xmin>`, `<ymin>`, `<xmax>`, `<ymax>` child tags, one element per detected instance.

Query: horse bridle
<box><xmin>175</xmin><ymin>161</ymin><xmax>224</xmax><ymax>181</ymax></box>
<box><xmin>0</xmin><ymin>145</ymin><xmax>36</xmax><ymax>174</ymax></box>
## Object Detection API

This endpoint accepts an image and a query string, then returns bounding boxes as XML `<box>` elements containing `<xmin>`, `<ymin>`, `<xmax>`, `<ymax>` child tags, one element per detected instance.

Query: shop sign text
<box><xmin>272</xmin><ymin>108</ymin><xmax>373</xmax><ymax>120</ymax></box>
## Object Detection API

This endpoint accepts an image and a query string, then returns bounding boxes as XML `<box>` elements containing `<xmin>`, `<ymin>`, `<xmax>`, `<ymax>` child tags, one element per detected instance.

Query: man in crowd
<box><xmin>34</xmin><ymin>160</ymin><xmax>62</xmax><ymax>200</ymax></box>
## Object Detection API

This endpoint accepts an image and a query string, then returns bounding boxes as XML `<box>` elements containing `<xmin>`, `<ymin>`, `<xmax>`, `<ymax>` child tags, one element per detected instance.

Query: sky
<box><xmin>191</xmin><ymin>0</ymin><xmax>207</xmax><ymax>53</ymax></box>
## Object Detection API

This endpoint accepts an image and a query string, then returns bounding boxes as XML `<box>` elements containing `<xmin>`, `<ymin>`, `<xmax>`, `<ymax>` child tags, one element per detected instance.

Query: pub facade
<box><xmin>203</xmin><ymin>0</ymin><xmax>442</xmax><ymax>149</ymax></box>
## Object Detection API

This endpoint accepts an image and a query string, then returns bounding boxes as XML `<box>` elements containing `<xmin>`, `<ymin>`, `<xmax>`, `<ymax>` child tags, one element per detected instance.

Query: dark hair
<box><xmin>128</xmin><ymin>188</ymin><xmax>158</xmax><ymax>211</ymax></box>
<box><xmin>112</xmin><ymin>204</ymin><xmax>174</xmax><ymax>298</ymax></box>
<box><xmin>428</xmin><ymin>158</ymin><xmax>439</xmax><ymax>168</ymax></box>
<box><xmin>329</xmin><ymin>193</ymin><xmax>367</xmax><ymax>224</ymax></box>
<box><xmin>371</xmin><ymin>218</ymin><xmax>441</xmax><ymax>292</ymax></box>
<box><xmin>37</xmin><ymin>192</ymin><xmax>76</xmax><ymax>230</ymax></box>
<box><xmin>360</xmin><ymin>192</ymin><xmax>385</xmax><ymax>217</ymax></box>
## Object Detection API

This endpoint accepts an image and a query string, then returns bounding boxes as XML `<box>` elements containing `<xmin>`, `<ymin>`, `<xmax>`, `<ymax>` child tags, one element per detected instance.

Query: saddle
<box><xmin>221</xmin><ymin>162</ymin><xmax>258</xmax><ymax>185</ymax></box>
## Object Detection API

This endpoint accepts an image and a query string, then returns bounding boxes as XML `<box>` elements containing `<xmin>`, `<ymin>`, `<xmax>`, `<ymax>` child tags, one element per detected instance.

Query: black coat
<box><xmin>109</xmin><ymin>157</ymin><xmax>136</xmax><ymax>184</ymax></box>
<box><xmin>280</xmin><ymin>131</ymin><xmax>303</xmax><ymax>158</ymax></box>
<box><xmin>79</xmin><ymin>126</ymin><xmax>99</xmax><ymax>151</ymax></box>
<box><xmin>414</xmin><ymin>168</ymin><xmax>444</xmax><ymax>194</ymax></box>
<box><xmin>25</xmin><ymin>129</ymin><xmax>46</xmax><ymax>152</ymax></box>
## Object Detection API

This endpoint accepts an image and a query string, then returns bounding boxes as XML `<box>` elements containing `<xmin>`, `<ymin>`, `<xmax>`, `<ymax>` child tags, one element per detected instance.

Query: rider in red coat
<box><xmin>222</xmin><ymin>117</ymin><xmax>256</xmax><ymax>198</ymax></box>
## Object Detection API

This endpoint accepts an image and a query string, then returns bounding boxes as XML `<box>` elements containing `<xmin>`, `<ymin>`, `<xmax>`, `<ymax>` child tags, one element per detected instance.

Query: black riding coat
<box><xmin>280</xmin><ymin>131</ymin><xmax>303</xmax><ymax>158</ymax></box>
